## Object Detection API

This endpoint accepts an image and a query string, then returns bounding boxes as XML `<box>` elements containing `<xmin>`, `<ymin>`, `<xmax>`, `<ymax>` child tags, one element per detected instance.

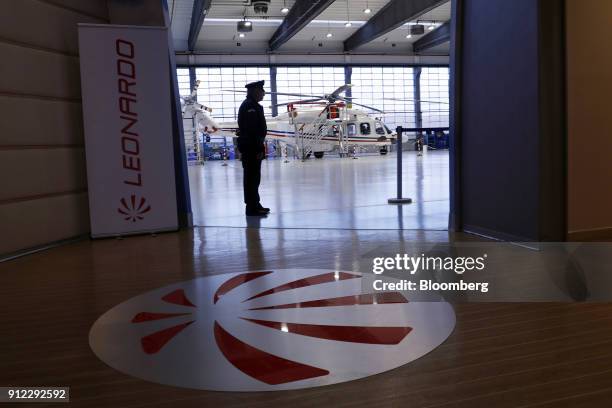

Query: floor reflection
<box><xmin>189</xmin><ymin>151</ymin><xmax>449</xmax><ymax>230</ymax></box>
<box><xmin>245</xmin><ymin>216</ymin><xmax>265</xmax><ymax>271</ymax></box>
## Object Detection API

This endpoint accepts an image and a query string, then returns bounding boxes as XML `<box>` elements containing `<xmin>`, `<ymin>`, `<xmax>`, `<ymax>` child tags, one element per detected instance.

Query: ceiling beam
<box><xmin>188</xmin><ymin>0</ymin><xmax>212</xmax><ymax>51</ymax></box>
<box><xmin>344</xmin><ymin>0</ymin><xmax>447</xmax><ymax>52</ymax></box>
<box><xmin>413</xmin><ymin>20</ymin><xmax>450</xmax><ymax>53</ymax></box>
<box><xmin>269</xmin><ymin>0</ymin><xmax>336</xmax><ymax>51</ymax></box>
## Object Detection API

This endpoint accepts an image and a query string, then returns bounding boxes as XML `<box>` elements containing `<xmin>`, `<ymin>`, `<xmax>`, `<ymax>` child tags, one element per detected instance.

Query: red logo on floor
<box><xmin>90</xmin><ymin>269</ymin><xmax>456</xmax><ymax>391</ymax></box>
<box><xmin>131</xmin><ymin>271</ymin><xmax>411</xmax><ymax>385</ymax></box>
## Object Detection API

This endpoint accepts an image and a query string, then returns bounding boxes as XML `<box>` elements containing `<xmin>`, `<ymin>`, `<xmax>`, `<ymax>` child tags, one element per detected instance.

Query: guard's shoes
<box><xmin>246</xmin><ymin>207</ymin><xmax>268</xmax><ymax>216</ymax></box>
<box><xmin>257</xmin><ymin>204</ymin><xmax>271</xmax><ymax>213</ymax></box>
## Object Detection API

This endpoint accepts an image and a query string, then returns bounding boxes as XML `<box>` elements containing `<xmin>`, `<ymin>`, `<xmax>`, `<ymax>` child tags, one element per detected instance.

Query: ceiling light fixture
<box><xmin>326</xmin><ymin>32</ymin><xmax>333</xmax><ymax>38</ymax></box>
<box><xmin>406</xmin><ymin>34</ymin><xmax>412</xmax><ymax>39</ymax></box>
<box><xmin>345</xmin><ymin>0</ymin><xmax>351</xmax><ymax>27</ymax></box>
<box><xmin>410</xmin><ymin>24</ymin><xmax>425</xmax><ymax>35</ymax></box>
<box><xmin>363</xmin><ymin>0</ymin><xmax>371</xmax><ymax>14</ymax></box>
<box><xmin>239</xmin><ymin>33</ymin><xmax>246</xmax><ymax>38</ymax></box>
<box><xmin>237</xmin><ymin>18</ymin><xmax>253</xmax><ymax>32</ymax></box>
<box><xmin>280</xmin><ymin>0</ymin><xmax>289</xmax><ymax>14</ymax></box>
<box><xmin>429</xmin><ymin>24</ymin><xmax>435</xmax><ymax>30</ymax></box>
<box><xmin>241</xmin><ymin>15</ymin><xmax>253</xmax><ymax>27</ymax></box>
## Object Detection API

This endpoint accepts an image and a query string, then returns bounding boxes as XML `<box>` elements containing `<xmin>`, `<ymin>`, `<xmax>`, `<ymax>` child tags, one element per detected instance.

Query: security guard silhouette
<box><xmin>237</xmin><ymin>80</ymin><xmax>270</xmax><ymax>216</ymax></box>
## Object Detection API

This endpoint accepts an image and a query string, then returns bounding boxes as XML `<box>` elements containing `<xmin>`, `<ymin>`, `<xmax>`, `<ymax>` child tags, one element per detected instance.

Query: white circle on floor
<box><xmin>89</xmin><ymin>269</ymin><xmax>455</xmax><ymax>391</ymax></box>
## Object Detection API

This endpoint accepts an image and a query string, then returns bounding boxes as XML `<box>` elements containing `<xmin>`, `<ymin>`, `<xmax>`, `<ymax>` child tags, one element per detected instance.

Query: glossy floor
<box><xmin>189</xmin><ymin>151</ymin><xmax>449</xmax><ymax>230</ymax></box>
<box><xmin>3</xmin><ymin>228</ymin><xmax>612</xmax><ymax>407</ymax></box>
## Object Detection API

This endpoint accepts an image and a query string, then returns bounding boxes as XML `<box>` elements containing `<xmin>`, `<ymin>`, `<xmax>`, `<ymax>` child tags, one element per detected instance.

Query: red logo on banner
<box><xmin>118</xmin><ymin>194</ymin><xmax>151</xmax><ymax>222</ymax></box>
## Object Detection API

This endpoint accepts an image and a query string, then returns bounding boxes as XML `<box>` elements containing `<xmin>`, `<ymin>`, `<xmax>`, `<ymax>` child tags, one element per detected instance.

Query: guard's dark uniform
<box><xmin>237</xmin><ymin>84</ymin><xmax>267</xmax><ymax>210</ymax></box>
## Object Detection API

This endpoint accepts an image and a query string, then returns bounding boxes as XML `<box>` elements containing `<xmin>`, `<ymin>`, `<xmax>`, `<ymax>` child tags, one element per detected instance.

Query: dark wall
<box><xmin>0</xmin><ymin>0</ymin><xmax>109</xmax><ymax>257</ymax></box>
<box><xmin>452</xmin><ymin>0</ymin><xmax>565</xmax><ymax>241</ymax></box>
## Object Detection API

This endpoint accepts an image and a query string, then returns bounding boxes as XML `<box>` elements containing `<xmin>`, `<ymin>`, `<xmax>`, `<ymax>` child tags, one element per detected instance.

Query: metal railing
<box><xmin>294</xmin><ymin>107</ymin><xmax>333</xmax><ymax>160</ymax></box>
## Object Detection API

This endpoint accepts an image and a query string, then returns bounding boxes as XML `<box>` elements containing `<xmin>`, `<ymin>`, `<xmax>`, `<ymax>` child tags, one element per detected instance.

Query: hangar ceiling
<box><xmin>168</xmin><ymin>0</ymin><xmax>450</xmax><ymax>55</ymax></box>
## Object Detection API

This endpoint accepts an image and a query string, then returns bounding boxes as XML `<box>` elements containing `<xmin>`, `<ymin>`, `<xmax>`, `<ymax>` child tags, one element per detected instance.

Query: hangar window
<box><xmin>351</xmin><ymin>67</ymin><xmax>415</xmax><ymax>130</ymax></box>
<box><xmin>193</xmin><ymin>67</ymin><xmax>271</xmax><ymax>121</ymax></box>
<box><xmin>176</xmin><ymin>68</ymin><xmax>191</xmax><ymax>97</ymax></box>
<box><xmin>360</xmin><ymin>123</ymin><xmax>371</xmax><ymax>135</ymax></box>
<box><xmin>276</xmin><ymin>66</ymin><xmax>345</xmax><ymax>107</ymax></box>
<box><xmin>420</xmin><ymin>67</ymin><xmax>450</xmax><ymax>128</ymax></box>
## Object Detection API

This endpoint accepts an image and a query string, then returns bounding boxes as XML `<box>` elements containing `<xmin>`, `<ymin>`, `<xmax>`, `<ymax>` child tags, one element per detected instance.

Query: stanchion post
<box><xmin>388</xmin><ymin>127</ymin><xmax>413</xmax><ymax>205</ymax></box>
<box><xmin>221</xmin><ymin>147</ymin><xmax>228</xmax><ymax>166</ymax></box>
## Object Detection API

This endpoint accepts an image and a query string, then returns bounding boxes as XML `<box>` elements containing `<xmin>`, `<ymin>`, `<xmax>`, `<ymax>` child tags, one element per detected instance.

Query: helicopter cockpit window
<box><xmin>347</xmin><ymin>123</ymin><xmax>357</xmax><ymax>136</ymax></box>
<box><xmin>375</xmin><ymin>121</ymin><xmax>386</xmax><ymax>135</ymax></box>
<box><xmin>384</xmin><ymin>124</ymin><xmax>392</xmax><ymax>134</ymax></box>
<box><xmin>360</xmin><ymin>123</ymin><xmax>371</xmax><ymax>135</ymax></box>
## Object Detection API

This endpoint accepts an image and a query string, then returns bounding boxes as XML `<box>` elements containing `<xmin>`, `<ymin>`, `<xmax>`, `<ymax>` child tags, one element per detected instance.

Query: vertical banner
<box><xmin>78</xmin><ymin>24</ymin><xmax>178</xmax><ymax>237</ymax></box>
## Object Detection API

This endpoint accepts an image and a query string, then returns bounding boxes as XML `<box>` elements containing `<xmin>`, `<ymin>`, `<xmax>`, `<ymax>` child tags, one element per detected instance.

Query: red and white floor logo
<box><xmin>89</xmin><ymin>269</ymin><xmax>455</xmax><ymax>391</ymax></box>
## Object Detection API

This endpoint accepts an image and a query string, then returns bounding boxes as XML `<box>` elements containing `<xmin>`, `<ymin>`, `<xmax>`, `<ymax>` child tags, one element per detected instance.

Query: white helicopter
<box><xmin>222</xmin><ymin>84</ymin><xmax>402</xmax><ymax>159</ymax></box>
<box><xmin>182</xmin><ymin>82</ymin><xmax>411</xmax><ymax>160</ymax></box>
<box><xmin>181</xmin><ymin>80</ymin><xmax>220</xmax><ymax>134</ymax></box>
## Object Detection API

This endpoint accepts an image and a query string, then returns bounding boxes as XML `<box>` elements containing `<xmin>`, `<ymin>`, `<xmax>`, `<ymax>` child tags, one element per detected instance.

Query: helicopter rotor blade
<box><xmin>221</xmin><ymin>89</ymin><xmax>322</xmax><ymax>99</ymax></box>
<box><xmin>336</xmin><ymin>96</ymin><xmax>385</xmax><ymax>113</ymax></box>
<box><xmin>220</xmin><ymin>89</ymin><xmax>248</xmax><ymax>94</ymax></box>
<box><xmin>351</xmin><ymin>102</ymin><xmax>385</xmax><ymax>114</ymax></box>
<box><xmin>383</xmin><ymin>97</ymin><xmax>449</xmax><ymax>105</ymax></box>
<box><xmin>329</xmin><ymin>84</ymin><xmax>352</xmax><ymax>99</ymax></box>
<box><xmin>218</xmin><ymin>87</ymin><xmax>447</xmax><ymax>109</ymax></box>
<box><xmin>270</xmin><ymin>98</ymin><xmax>324</xmax><ymax>108</ymax></box>
<box><xmin>378</xmin><ymin>111</ymin><xmax>419</xmax><ymax>115</ymax></box>
<box><xmin>269</xmin><ymin>92</ymin><xmax>323</xmax><ymax>98</ymax></box>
